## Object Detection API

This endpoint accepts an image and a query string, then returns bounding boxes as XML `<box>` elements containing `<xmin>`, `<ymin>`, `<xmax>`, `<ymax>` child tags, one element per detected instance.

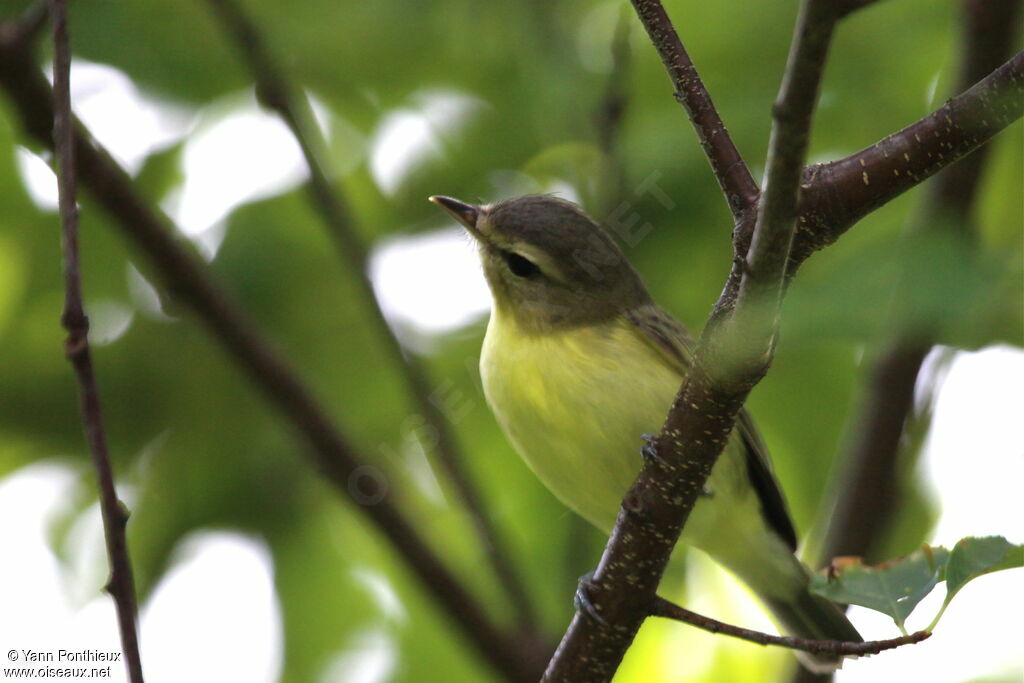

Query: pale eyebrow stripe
<box><xmin>507</xmin><ymin>243</ymin><xmax>571</xmax><ymax>285</ymax></box>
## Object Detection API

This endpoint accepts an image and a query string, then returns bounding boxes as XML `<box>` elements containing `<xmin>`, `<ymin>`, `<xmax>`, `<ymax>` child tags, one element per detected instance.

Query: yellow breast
<box><xmin>480</xmin><ymin>311</ymin><xmax>684</xmax><ymax>532</ymax></box>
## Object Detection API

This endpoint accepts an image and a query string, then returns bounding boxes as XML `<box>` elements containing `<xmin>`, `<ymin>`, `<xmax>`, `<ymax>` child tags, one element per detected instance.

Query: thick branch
<box><xmin>792</xmin><ymin>50</ymin><xmax>1023</xmax><ymax>265</ymax></box>
<box><xmin>542</xmin><ymin>2</ymin><xmax>844</xmax><ymax>680</ymax></box>
<box><xmin>650</xmin><ymin>597</ymin><xmax>930</xmax><ymax>656</ymax></box>
<box><xmin>202</xmin><ymin>0</ymin><xmax>539</xmax><ymax>633</ymax></box>
<box><xmin>630</xmin><ymin>0</ymin><xmax>759</xmax><ymax>220</ymax></box>
<box><xmin>49</xmin><ymin>1</ymin><xmax>144</xmax><ymax>680</ymax></box>
<box><xmin>836</xmin><ymin>0</ymin><xmax>885</xmax><ymax>18</ymax></box>
<box><xmin>710</xmin><ymin>49</ymin><xmax>1023</xmax><ymax>326</ymax></box>
<box><xmin>0</xmin><ymin>26</ymin><xmax>545</xmax><ymax>682</ymax></box>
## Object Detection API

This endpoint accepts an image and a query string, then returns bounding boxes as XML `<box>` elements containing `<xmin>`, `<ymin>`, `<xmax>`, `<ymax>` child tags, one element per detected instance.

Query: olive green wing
<box><xmin>624</xmin><ymin>305</ymin><xmax>798</xmax><ymax>551</ymax></box>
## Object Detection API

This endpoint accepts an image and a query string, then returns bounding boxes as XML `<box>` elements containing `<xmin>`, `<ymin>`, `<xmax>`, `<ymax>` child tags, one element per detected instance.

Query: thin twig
<box><xmin>201</xmin><ymin>0</ymin><xmax>539</xmax><ymax>630</ymax></box>
<box><xmin>650</xmin><ymin>597</ymin><xmax>930</xmax><ymax>656</ymax></box>
<box><xmin>740</xmin><ymin>0</ymin><xmax>837</xmax><ymax>305</ymax></box>
<box><xmin>721</xmin><ymin>0</ymin><xmax>841</xmax><ymax>372</ymax></box>
<box><xmin>0</xmin><ymin>25</ymin><xmax>546</xmax><ymax>681</ymax></box>
<box><xmin>48</xmin><ymin>1</ymin><xmax>144</xmax><ymax>681</ymax></box>
<box><xmin>630</xmin><ymin>0</ymin><xmax>759</xmax><ymax>220</ymax></box>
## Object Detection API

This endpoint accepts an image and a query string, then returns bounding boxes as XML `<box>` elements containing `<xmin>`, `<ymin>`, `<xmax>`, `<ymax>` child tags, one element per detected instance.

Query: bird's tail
<box><xmin>762</xmin><ymin>582</ymin><xmax>863</xmax><ymax>674</ymax></box>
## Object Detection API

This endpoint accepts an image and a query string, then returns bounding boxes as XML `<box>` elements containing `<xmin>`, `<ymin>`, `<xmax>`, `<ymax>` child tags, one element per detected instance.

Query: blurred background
<box><xmin>0</xmin><ymin>0</ymin><xmax>1020</xmax><ymax>681</ymax></box>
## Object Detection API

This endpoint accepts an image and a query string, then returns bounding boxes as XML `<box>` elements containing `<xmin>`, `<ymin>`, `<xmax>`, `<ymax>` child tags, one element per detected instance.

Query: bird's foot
<box><xmin>574</xmin><ymin>571</ymin><xmax>608</xmax><ymax>627</ymax></box>
<box><xmin>640</xmin><ymin>433</ymin><xmax>669</xmax><ymax>469</ymax></box>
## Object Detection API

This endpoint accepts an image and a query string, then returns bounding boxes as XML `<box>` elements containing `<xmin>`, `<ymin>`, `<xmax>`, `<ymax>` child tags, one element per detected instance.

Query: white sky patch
<box><xmin>369</xmin><ymin>90</ymin><xmax>482</xmax><ymax>196</ymax></box>
<box><xmin>0</xmin><ymin>463</ymin><xmax>80</xmax><ymax>645</ymax></box>
<box><xmin>922</xmin><ymin>345</ymin><xmax>1024</xmax><ymax>543</ymax></box>
<box><xmin>87</xmin><ymin>299</ymin><xmax>135</xmax><ymax>346</ymax></box>
<box><xmin>14</xmin><ymin>147</ymin><xmax>60</xmax><ymax>211</ymax></box>
<box><xmin>318</xmin><ymin>627</ymin><xmax>396</xmax><ymax>683</ymax></box>
<box><xmin>17</xmin><ymin>59</ymin><xmax>192</xmax><ymax>209</ymax></box>
<box><xmin>350</xmin><ymin>568</ymin><xmax>407</xmax><ymax>624</ymax></box>
<box><xmin>142</xmin><ymin>531</ymin><xmax>283</xmax><ymax>683</ymax></box>
<box><xmin>837</xmin><ymin>344</ymin><xmax>1024</xmax><ymax>683</ymax></box>
<box><xmin>58</xmin><ymin>60</ymin><xmax>194</xmax><ymax>174</ymax></box>
<box><xmin>369</xmin><ymin>226</ymin><xmax>491</xmax><ymax>344</ymax></box>
<box><xmin>126</xmin><ymin>263</ymin><xmax>176</xmax><ymax>322</ymax></box>
<box><xmin>163</xmin><ymin>91</ymin><xmax>308</xmax><ymax>237</ymax></box>
<box><xmin>544</xmin><ymin>179</ymin><xmax>583</xmax><ymax>206</ymax></box>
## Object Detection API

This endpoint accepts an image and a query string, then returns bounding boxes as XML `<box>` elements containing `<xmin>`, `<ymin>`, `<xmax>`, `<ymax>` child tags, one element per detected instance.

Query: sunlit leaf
<box><xmin>943</xmin><ymin>536</ymin><xmax>1024</xmax><ymax>606</ymax></box>
<box><xmin>811</xmin><ymin>537</ymin><xmax>1023</xmax><ymax>634</ymax></box>
<box><xmin>810</xmin><ymin>546</ymin><xmax>949</xmax><ymax>632</ymax></box>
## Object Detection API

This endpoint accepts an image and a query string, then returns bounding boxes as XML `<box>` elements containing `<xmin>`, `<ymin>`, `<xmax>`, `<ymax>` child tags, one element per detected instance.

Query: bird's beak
<box><xmin>429</xmin><ymin>195</ymin><xmax>481</xmax><ymax>235</ymax></box>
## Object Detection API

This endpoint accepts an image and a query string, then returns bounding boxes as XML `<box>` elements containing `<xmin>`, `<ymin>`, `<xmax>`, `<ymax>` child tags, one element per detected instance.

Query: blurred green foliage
<box><xmin>0</xmin><ymin>0</ymin><xmax>1020</xmax><ymax>681</ymax></box>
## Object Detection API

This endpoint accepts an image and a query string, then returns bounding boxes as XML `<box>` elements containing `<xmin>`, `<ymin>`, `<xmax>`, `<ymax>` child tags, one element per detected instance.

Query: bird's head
<box><xmin>429</xmin><ymin>194</ymin><xmax>650</xmax><ymax>334</ymax></box>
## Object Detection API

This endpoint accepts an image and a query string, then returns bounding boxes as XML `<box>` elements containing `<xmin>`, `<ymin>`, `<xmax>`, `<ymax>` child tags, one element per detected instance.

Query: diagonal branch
<box><xmin>543</xmin><ymin>2</ymin><xmax>846</xmax><ymax>680</ymax></box>
<box><xmin>630</xmin><ymin>0</ymin><xmax>759</xmax><ymax>221</ymax></box>
<box><xmin>48</xmin><ymin>1</ymin><xmax>144</xmax><ymax>680</ymax></box>
<box><xmin>650</xmin><ymin>597</ymin><xmax>930</xmax><ymax>656</ymax></box>
<box><xmin>0</xmin><ymin>22</ymin><xmax>547</xmax><ymax>682</ymax></box>
<box><xmin>709</xmin><ymin>50</ymin><xmax>1023</xmax><ymax>328</ymax></box>
<box><xmin>791</xmin><ymin>50</ymin><xmax>1024</xmax><ymax>267</ymax></box>
<box><xmin>201</xmin><ymin>0</ymin><xmax>539</xmax><ymax>632</ymax></box>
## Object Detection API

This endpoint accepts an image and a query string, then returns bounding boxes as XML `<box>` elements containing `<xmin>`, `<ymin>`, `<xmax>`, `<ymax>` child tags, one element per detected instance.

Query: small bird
<box><xmin>430</xmin><ymin>194</ymin><xmax>861</xmax><ymax>672</ymax></box>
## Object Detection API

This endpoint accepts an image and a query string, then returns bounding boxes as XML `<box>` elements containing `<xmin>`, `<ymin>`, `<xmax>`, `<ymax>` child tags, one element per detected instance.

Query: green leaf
<box><xmin>943</xmin><ymin>536</ymin><xmax>1023</xmax><ymax>606</ymax></box>
<box><xmin>809</xmin><ymin>546</ymin><xmax>949</xmax><ymax>633</ymax></box>
<box><xmin>811</xmin><ymin>537</ymin><xmax>1024</xmax><ymax>634</ymax></box>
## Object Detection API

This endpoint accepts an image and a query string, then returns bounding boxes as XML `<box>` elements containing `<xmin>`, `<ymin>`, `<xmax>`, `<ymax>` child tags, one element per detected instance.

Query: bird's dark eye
<box><xmin>503</xmin><ymin>251</ymin><xmax>540</xmax><ymax>278</ymax></box>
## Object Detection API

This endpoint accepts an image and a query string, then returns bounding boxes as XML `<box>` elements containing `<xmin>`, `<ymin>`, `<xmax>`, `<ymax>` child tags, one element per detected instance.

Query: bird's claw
<box><xmin>640</xmin><ymin>433</ymin><xmax>668</xmax><ymax>468</ymax></box>
<box><xmin>574</xmin><ymin>571</ymin><xmax>608</xmax><ymax>627</ymax></box>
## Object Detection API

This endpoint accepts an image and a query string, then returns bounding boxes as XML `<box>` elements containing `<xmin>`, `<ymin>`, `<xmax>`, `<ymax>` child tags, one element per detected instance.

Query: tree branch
<box><xmin>836</xmin><ymin>0</ymin><xmax>886</xmax><ymax>19</ymax></box>
<box><xmin>543</xmin><ymin>2</ymin><xmax>845</xmax><ymax>679</ymax></box>
<box><xmin>48</xmin><ymin>1</ymin><xmax>144</xmax><ymax>680</ymax></box>
<box><xmin>0</xmin><ymin>23</ymin><xmax>547</xmax><ymax>682</ymax></box>
<box><xmin>201</xmin><ymin>0</ymin><xmax>540</xmax><ymax>634</ymax></box>
<box><xmin>650</xmin><ymin>597</ymin><xmax>930</xmax><ymax>656</ymax></box>
<box><xmin>710</xmin><ymin>49</ymin><xmax>1023</xmax><ymax>327</ymax></box>
<box><xmin>629</xmin><ymin>0</ymin><xmax>759</xmax><ymax>221</ymax></box>
<box><xmin>792</xmin><ymin>51</ymin><xmax>1023</xmax><ymax>266</ymax></box>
